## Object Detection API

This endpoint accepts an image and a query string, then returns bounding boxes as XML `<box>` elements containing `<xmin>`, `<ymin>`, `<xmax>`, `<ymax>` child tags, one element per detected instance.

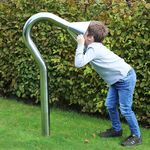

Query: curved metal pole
<box><xmin>23</xmin><ymin>12</ymin><xmax>90</xmax><ymax>136</ymax></box>
<box><xmin>23</xmin><ymin>12</ymin><xmax>71</xmax><ymax>136</ymax></box>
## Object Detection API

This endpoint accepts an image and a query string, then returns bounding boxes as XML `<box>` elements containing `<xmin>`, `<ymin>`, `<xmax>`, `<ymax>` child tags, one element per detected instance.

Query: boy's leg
<box><xmin>116</xmin><ymin>69</ymin><xmax>141</xmax><ymax>137</ymax></box>
<box><xmin>105</xmin><ymin>85</ymin><xmax>122</xmax><ymax>132</ymax></box>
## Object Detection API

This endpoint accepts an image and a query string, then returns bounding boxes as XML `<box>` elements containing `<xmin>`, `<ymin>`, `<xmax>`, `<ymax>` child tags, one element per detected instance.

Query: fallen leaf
<box><xmin>84</xmin><ymin>139</ymin><xmax>89</xmax><ymax>144</ymax></box>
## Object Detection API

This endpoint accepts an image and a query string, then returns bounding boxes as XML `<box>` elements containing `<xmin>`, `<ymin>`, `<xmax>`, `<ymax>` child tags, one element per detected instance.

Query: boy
<box><xmin>75</xmin><ymin>21</ymin><xmax>141</xmax><ymax>146</ymax></box>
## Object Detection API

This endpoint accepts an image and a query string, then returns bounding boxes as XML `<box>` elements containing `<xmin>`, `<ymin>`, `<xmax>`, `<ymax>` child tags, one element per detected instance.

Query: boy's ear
<box><xmin>88</xmin><ymin>35</ymin><xmax>94</xmax><ymax>41</ymax></box>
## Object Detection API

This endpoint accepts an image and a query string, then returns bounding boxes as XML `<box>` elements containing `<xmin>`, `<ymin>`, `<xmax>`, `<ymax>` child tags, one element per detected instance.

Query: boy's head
<box><xmin>84</xmin><ymin>21</ymin><xmax>109</xmax><ymax>45</ymax></box>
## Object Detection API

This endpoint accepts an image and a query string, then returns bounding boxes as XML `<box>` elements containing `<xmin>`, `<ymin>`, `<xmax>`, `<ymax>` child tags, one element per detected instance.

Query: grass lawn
<box><xmin>0</xmin><ymin>97</ymin><xmax>149</xmax><ymax>150</ymax></box>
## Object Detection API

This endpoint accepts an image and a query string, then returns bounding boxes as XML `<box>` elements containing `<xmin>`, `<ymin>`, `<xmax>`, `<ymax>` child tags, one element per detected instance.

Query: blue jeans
<box><xmin>105</xmin><ymin>69</ymin><xmax>141</xmax><ymax>137</ymax></box>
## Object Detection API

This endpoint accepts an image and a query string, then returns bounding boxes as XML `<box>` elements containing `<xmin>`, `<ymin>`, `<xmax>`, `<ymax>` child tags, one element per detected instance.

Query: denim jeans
<box><xmin>105</xmin><ymin>69</ymin><xmax>141</xmax><ymax>137</ymax></box>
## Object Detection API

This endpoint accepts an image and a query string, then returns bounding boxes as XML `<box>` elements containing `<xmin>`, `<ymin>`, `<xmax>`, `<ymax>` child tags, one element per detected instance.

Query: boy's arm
<box><xmin>75</xmin><ymin>35</ymin><xmax>95</xmax><ymax>68</ymax></box>
<box><xmin>75</xmin><ymin>45</ymin><xmax>95</xmax><ymax>68</ymax></box>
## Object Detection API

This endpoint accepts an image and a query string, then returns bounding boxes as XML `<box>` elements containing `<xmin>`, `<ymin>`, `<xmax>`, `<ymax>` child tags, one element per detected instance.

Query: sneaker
<box><xmin>98</xmin><ymin>128</ymin><xmax>122</xmax><ymax>137</ymax></box>
<box><xmin>121</xmin><ymin>134</ymin><xmax>142</xmax><ymax>147</ymax></box>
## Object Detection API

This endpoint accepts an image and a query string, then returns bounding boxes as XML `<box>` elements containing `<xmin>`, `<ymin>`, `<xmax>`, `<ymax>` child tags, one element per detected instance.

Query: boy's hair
<box><xmin>87</xmin><ymin>21</ymin><xmax>109</xmax><ymax>42</ymax></box>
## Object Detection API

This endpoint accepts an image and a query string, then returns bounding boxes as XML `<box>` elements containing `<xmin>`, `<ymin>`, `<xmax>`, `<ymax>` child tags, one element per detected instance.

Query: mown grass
<box><xmin>0</xmin><ymin>97</ymin><xmax>149</xmax><ymax>150</ymax></box>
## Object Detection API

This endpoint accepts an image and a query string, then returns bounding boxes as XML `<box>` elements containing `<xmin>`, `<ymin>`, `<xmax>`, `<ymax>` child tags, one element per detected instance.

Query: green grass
<box><xmin>0</xmin><ymin>97</ymin><xmax>149</xmax><ymax>150</ymax></box>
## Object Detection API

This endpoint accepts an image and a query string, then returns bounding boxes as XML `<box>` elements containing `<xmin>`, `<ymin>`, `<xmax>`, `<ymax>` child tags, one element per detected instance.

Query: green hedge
<box><xmin>0</xmin><ymin>0</ymin><xmax>149</xmax><ymax>126</ymax></box>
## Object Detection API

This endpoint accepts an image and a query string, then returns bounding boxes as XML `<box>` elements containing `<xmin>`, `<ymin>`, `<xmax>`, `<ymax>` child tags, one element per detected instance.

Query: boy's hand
<box><xmin>77</xmin><ymin>34</ymin><xmax>85</xmax><ymax>45</ymax></box>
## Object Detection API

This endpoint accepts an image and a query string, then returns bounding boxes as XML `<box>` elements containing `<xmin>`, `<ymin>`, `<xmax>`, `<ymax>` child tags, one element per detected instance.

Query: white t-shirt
<box><xmin>75</xmin><ymin>42</ymin><xmax>131</xmax><ymax>85</ymax></box>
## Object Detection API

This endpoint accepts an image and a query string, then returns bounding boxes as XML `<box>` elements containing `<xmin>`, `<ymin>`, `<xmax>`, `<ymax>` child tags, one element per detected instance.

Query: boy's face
<box><xmin>84</xmin><ymin>31</ymin><xmax>94</xmax><ymax>46</ymax></box>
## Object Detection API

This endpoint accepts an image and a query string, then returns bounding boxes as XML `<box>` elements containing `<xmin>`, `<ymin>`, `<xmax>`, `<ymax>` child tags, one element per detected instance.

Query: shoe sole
<box><xmin>98</xmin><ymin>133</ymin><xmax>122</xmax><ymax>138</ymax></box>
<box><xmin>121</xmin><ymin>141</ymin><xmax>142</xmax><ymax>147</ymax></box>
